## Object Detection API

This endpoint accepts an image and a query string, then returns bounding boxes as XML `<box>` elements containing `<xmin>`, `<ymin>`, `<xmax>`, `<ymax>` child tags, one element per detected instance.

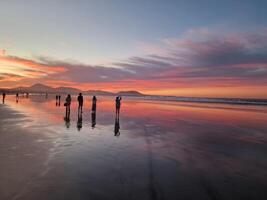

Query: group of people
<box><xmin>2</xmin><ymin>92</ymin><xmax>22</xmax><ymax>104</ymax></box>
<box><xmin>64</xmin><ymin>93</ymin><xmax>121</xmax><ymax>115</ymax></box>
<box><xmin>1</xmin><ymin>92</ymin><xmax>122</xmax><ymax>135</ymax></box>
<box><xmin>63</xmin><ymin>93</ymin><xmax>122</xmax><ymax>133</ymax></box>
<box><xmin>63</xmin><ymin>93</ymin><xmax>122</xmax><ymax>134</ymax></box>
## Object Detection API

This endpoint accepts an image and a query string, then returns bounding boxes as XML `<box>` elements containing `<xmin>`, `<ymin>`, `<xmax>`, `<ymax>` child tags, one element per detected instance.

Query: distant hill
<box><xmin>11</xmin><ymin>84</ymin><xmax>55</xmax><ymax>93</ymax></box>
<box><xmin>55</xmin><ymin>87</ymin><xmax>81</xmax><ymax>94</ymax></box>
<box><xmin>116</xmin><ymin>90</ymin><xmax>144</xmax><ymax>96</ymax></box>
<box><xmin>84</xmin><ymin>90</ymin><xmax>115</xmax><ymax>96</ymax></box>
<box><xmin>1</xmin><ymin>83</ymin><xmax>145</xmax><ymax>96</ymax></box>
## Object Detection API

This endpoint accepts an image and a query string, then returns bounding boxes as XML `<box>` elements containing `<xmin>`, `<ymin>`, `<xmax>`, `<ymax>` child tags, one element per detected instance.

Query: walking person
<box><xmin>77</xmin><ymin>93</ymin><xmax>83</xmax><ymax>113</ymax></box>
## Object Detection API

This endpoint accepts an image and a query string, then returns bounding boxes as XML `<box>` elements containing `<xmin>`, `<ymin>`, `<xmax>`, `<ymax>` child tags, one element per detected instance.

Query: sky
<box><xmin>0</xmin><ymin>0</ymin><xmax>267</xmax><ymax>98</ymax></box>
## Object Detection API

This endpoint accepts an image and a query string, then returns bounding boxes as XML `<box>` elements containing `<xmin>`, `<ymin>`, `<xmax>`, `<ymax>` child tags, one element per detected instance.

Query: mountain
<box><xmin>3</xmin><ymin>83</ymin><xmax>144</xmax><ymax>96</ymax></box>
<box><xmin>12</xmin><ymin>84</ymin><xmax>54</xmax><ymax>93</ymax></box>
<box><xmin>116</xmin><ymin>90</ymin><xmax>144</xmax><ymax>96</ymax></box>
<box><xmin>55</xmin><ymin>87</ymin><xmax>81</xmax><ymax>94</ymax></box>
<box><xmin>84</xmin><ymin>90</ymin><xmax>115</xmax><ymax>96</ymax></box>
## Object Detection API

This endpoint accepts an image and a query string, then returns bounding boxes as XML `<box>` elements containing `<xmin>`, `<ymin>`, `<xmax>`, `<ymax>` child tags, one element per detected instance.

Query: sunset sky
<box><xmin>0</xmin><ymin>0</ymin><xmax>267</xmax><ymax>98</ymax></box>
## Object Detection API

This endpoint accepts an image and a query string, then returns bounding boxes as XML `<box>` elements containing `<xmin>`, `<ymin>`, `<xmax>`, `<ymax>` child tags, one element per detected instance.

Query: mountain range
<box><xmin>0</xmin><ymin>83</ymin><xmax>145</xmax><ymax>96</ymax></box>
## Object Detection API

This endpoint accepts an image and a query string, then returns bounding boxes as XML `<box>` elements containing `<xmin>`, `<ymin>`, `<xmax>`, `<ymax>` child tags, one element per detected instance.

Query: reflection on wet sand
<box><xmin>77</xmin><ymin>109</ymin><xmax>83</xmax><ymax>131</ymax></box>
<box><xmin>114</xmin><ymin>113</ymin><xmax>120</xmax><ymax>137</ymax></box>
<box><xmin>1</xmin><ymin>95</ymin><xmax>267</xmax><ymax>200</ymax></box>
<box><xmin>91</xmin><ymin>112</ymin><xmax>96</xmax><ymax>128</ymax></box>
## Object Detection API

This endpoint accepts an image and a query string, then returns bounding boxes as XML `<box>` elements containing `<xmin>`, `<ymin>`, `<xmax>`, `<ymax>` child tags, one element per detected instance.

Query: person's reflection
<box><xmin>64</xmin><ymin>108</ymin><xmax>71</xmax><ymax>128</ymax></box>
<box><xmin>114</xmin><ymin>114</ymin><xmax>120</xmax><ymax>137</ymax></box>
<box><xmin>91</xmin><ymin>112</ymin><xmax>96</xmax><ymax>128</ymax></box>
<box><xmin>91</xmin><ymin>96</ymin><xmax>97</xmax><ymax>128</ymax></box>
<box><xmin>64</xmin><ymin>116</ymin><xmax>70</xmax><ymax>128</ymax></box>
<box><xmin>77</xmin><ymin>109</ymin><xmax>83</xmax><ymax>131</ymax></box>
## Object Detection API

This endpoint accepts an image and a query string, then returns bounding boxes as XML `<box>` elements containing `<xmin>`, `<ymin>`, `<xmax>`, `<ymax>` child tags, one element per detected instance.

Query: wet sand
<box><xmin>0</xmin><ymin>95</ymin><xmax>267</xmax><ymax>200</ymax></box>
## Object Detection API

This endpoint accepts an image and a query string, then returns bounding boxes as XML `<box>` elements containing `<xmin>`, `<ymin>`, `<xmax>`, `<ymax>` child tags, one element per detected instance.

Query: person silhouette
<box><xmin>65</xmin><ymin>94</ymin><xmax>71</xmax><ymax>119</ymax></box>
<box><xmin>114</xmin><ymin>114</ymin><xmax>120</xmax><ymax>137</ymax></box>
<box><xmin>56</xmin><ymin>95</ymin><xmax>58</xmax><ymax>106</ymax></box>
<box><xmin>16</xmin><ymin>93</ymin><xmax>19</xmax><ymax>103</ymax></box>
<box><xmin>58</xmin><ymin>94</ymin><xmax>61</xmax><ymax>106</ymax></box>
<box><xmin>92</xmin><ymin>96</ymin><xmax>97</xmax><ymax>113</ymax></box>
<box><xmin>91</xmin><ymin>112</ymin><xmax>96</xmax><ymax>128</ymax></box>
<box><xmin>77</xmin><ymin>93</ymin><xmax>83</xmax><ymax>113</ymax></box>
<box><xmin>115</xmin><ymin>96</ymin><xmax>122</xmax><ymax>116</ymax></box>
<box><xmin>2</xmin><ymin>92</ymin><xmax>6</xmax><ymax>104</ymax></box>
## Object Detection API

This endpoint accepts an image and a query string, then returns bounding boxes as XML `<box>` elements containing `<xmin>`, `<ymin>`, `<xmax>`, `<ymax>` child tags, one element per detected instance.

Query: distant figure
<box><xmin>2</xmin><ymin>92</ymin><xmax>6</xmax><ymax>104</ymax></box>
<box><xmin>77</xmin><ymin>111</ymin><xmax>83</xmax><ymax>131</ymax></box>
<box><xmin>114</xmin><ymin>114</ymin><xmax>120</xmax><ymax>137</ymax></box>
<box><xmin>65</xmin><ymin>94</ymin><xmax>71</xmax><ymax>119</ymax></box>
<box><xmin>77</xmin><ymin>93</ymin><xmax>83</xmax><ymax>113</ymax></box>
<box><xmin>56</xmin><ymin>95</ymin><xmax>58</xmax><ymax>106</ymax></box>
<box><xmin>115</xmin><ymin>96</ymin><xmax>122</xmax><ymax>116</ymax></box>
<box><xmin>26</xmin><ymin>93</ymin><xmax>29</xmax><ymax>98</ymax></box>
<box><xmin>92</xmin><ymin>96</ymin><xmax>97</xmax><ymax>112</ymax></box>
<box><xmin>91</xmin><ymin>112</ymin><xmax>96</xmax><ymax>128</ymax></box>
<box><xmin>16</xmin><ymin>93</ymin><xmax>19</xmax><ymax>103</ymax></box>
<box><xmin>45</xmin><ymin>92</ymin><xmax>48</xmax><ymax>99</ymax></box>
<box><xmin>58</xmin><ymin>95</ymin><xmax>61</xmax><ymax>106</ymax></box>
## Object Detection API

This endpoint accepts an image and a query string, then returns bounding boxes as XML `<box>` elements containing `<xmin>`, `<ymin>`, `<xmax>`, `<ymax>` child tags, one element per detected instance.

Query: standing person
<box><xmin>58</xmin><ymin>94</ymin><xmax>61</xmax><ymax>106</ymax></box>
<box><xmin>65</xmin><ymin>94</ymin><xmax>71</xmax><ymax>119</ymax></box>
<box><xmin>92</xmin><ymin>96</ymin><xmax>97</xmax><ymax>113</ymax></box>
<box><xmin>77</xmin><ymin>93</ymin><xmax>83</xmax><ymax>113</ymax></box>
<box><xmin>56</xmin><ymin>95</ymin><xmax>58</xmax><ymax>106</ymax></box>
<box><xmin>115</xmin><ymin>96</ymin><xmax>122</xmax><ymax>116</ymax></box>
<box><xmin>2</xmin><ymin>92</ymin><xmax>6</xmax><ymax>104</ymax></box>
<box><xmin>16</xmin><ymin>93</ymin><xmax>19</xmax><ymax>103</ymax></box>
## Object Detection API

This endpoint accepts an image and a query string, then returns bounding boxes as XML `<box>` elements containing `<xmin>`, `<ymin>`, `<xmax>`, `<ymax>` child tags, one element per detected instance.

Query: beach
<box><xmin>0</xmin><ymin>95</ymin><xmax>267</xmax><ymax>200</ymax></box>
